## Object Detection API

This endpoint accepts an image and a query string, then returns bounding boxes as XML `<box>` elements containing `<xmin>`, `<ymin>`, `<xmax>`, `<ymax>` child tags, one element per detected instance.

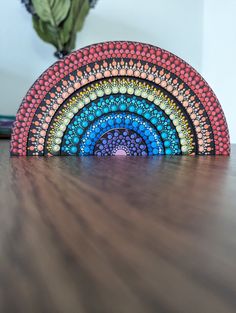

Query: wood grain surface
<box><xmin>0</xmin><ymin>140</ymin><xmax>236</xmax><ymax>313</ymax></box>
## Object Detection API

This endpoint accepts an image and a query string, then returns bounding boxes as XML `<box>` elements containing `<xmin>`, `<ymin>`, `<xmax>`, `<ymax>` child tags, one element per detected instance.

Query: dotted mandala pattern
<box><xmin>10</xmin><ymin>41</ymin><xmax>230</xmax><ymax>156</ymax></box>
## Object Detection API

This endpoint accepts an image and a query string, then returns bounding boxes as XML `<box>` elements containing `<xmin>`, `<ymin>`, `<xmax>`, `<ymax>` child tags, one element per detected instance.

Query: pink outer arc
<box><xmin>10</xmin><ymin>41</ymin><xmax>230</xmax><ymax>156</ymax></box>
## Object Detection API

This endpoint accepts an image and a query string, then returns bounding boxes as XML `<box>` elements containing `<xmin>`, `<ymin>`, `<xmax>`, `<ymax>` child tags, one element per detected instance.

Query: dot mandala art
<box><xmin>11</xmin><ymin>41</ymin><xmax>230</xmax><ymax>156</ymax></box>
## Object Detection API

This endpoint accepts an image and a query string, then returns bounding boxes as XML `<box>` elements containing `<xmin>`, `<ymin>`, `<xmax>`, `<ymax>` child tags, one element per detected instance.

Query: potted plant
<box><xmin>21</xmin><ymin>0</ymin><xmax>98</xmax><ymax>58</ymax></box>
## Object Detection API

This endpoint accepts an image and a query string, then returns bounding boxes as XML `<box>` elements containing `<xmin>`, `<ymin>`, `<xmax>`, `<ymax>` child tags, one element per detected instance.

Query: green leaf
<box><xmin>31</xmin><ymin>0</ymin><xmax>90</xmax><ymax>55</ymax></box>
<box><xmin>75</xmin><ymin>0</ymin><xmax>90</xmax><ymax>32</ymax></box>
<box><xmin>32</xmin><ymin>0</ymin><xmax>71</xmax><ymax>26</ymax></box>
<box><xmin>59</xmin><ymin>25</ymin><xmax>71</xmax><ymax>45</ymax></box>
<box><xmin>62</xmin><ymin>0</ymin><xmax>90</xmax><ymax>51</ymax></box>
<box><xmin>67</xmin><ymin>30</ymin><xmax>77</xmax><ymax>50</ymax></box>
<box><xmin>62</xmin><ymin>0</ymin><xmax>78</xmax><ymax>37</ymax></box>
<box><xmin>32</xmin><ymin>16</ymin><xmax>58</xmax><ymax>48</ymax></box>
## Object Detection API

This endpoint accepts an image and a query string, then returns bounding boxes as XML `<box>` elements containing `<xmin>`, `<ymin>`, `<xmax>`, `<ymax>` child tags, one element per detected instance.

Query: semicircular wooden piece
<box><xmin>11</xmin><ymin>41</ymin><xmax>230</xmax><ymax>156</ymax></box>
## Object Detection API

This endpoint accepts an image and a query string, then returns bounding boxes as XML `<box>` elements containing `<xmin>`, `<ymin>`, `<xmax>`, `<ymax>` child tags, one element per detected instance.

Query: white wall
<box><xmin>1</xmin><ymin>0</ymin><xmax>235</xmax><ymax>142</ymax></box>
<box><xmin>202</xmin><ymin>0</ymin><xmax>236</xmax><ymax>143</ymax></box>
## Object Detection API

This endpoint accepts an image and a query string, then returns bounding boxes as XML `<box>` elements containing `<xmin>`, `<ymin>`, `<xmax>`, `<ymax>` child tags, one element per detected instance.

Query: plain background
<box><xmin>0</xmin><ymin>0</ymin><xmax>235</xmax><ymax>142</ymax></box>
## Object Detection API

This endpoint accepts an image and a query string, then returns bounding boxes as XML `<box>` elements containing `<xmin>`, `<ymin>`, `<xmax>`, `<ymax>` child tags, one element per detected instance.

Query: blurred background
<box><xmin>0</xmin><ymin>0</ymin><xmax>235</xmax><ymax>142</ymax></box>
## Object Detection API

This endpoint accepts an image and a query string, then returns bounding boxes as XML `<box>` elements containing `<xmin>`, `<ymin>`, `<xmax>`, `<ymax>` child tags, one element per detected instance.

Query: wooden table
<box><xmin>0</xmin><ymin>140</ymin><xmax>236</xmax><ymax>313</ymax></box>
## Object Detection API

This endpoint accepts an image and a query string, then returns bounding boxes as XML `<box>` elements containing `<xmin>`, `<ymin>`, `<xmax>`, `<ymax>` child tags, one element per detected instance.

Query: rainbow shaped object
<box><xmin>11</xmin><ymin>41</ymin><xmax>230</xmax><ymax>156</ymax></box>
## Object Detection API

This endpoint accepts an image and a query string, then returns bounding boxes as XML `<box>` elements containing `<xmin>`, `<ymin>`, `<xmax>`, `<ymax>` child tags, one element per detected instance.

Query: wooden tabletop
<box><xmin>0</xmin><ymin>140</ymin><xmax>236</xmax><ymax>313</ymax></box>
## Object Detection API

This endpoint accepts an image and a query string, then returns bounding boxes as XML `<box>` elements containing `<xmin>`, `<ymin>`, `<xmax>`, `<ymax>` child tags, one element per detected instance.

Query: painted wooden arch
<box><xmin>10</xmin><ymin>41</ymin><xmax>230</xmax><ymax>156</ymax></box>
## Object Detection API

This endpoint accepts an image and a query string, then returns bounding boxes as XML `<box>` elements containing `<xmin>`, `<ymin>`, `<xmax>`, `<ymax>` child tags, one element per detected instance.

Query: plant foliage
<box><xmin>22</xmin><ymin>0</ymin><xmax>95</xmax><ymax>58</ymax></box>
